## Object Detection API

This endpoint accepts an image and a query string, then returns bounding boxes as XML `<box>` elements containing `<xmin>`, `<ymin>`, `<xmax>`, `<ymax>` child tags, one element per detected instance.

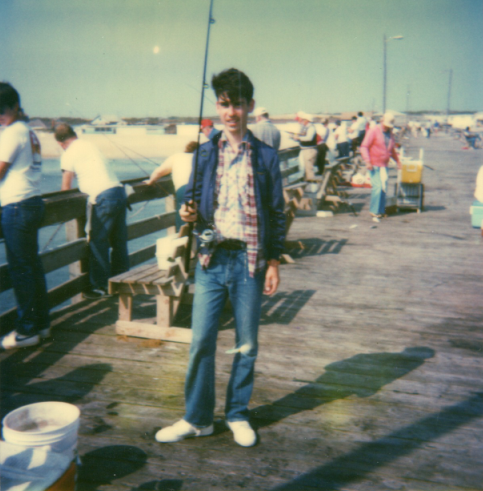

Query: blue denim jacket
<box><xmin>184</xmin><ymin>131</ymin><xmax>286</xmax><ymax>262</ymax></box>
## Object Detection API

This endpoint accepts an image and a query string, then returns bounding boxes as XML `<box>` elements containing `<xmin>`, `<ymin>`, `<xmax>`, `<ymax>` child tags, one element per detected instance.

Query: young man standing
<box><xmin>0</xmin><ymin>83</ymin><xmax>50</xmax><ymax>349</ymax></box>
<box><xmin>155</xmin><ymin>68</ymin><xmax>285</xmax><ymax>447</ymax></box>
<box><xmin>55</xmin><ymin>123</ymin><xmax>129</xmax><ymax>298</ymax></box>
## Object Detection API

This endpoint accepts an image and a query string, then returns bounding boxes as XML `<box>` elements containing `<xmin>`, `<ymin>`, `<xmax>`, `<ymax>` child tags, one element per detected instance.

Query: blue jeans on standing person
<box><xmin>369</xmin><ymin>168</ymin><xmax>386</xmax><ymax>216</ymax></box>
<box><xmin>337</xmin><ymin>141</ymin><xmax>350</xmax><ymax>158</ymax></box>
<box><xmin>1</xmin><ymin>196</ymin><xmax>50</xmax><ymax>336</ymax></box>
<box><xmin>184</xmin><ymin>247</ymin><xmax>265</xmax><ymax>428</ymax></box>
<box><xmin>89</xmin><ymin>186</ymin><xmax>129</xmax><ymax>290</ymax></box>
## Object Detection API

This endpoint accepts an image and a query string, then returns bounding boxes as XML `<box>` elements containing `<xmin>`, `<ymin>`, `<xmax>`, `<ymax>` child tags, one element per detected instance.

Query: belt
<box><xmin>217</xmin><ymin>239</ymin><xmax>247</xmax><ymax>251</ymax></box>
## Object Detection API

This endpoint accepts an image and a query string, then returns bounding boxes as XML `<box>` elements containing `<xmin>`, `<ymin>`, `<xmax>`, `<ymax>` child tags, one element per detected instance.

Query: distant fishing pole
<box><xmin>185</xmin><ymin>0</ymin><xmax>216</xmax><ymax>272</ymax></box>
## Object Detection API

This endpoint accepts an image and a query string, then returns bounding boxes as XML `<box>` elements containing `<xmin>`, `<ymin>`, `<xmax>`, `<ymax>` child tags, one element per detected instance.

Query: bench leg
<box><xmin>156</xmin><ymin>295</ymin><xmax>176</xmax><ymax>327</ymax></box>
<box><xmin>119</xmin><ymin>294</ymin><xmax>133</xmax><ymax>321</ymax></box>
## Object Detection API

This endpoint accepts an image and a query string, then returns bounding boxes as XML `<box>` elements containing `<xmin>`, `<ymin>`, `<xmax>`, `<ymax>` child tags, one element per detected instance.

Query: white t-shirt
<box><xmin>60</xmin><ymin>138</ymin><xmax>121</xmax><ymax>203</ymax></box>
<box><xmin>357</xmin><ymin>116</ymin><xmax>367</xmax><ymax>133</ymax></box>
<box><xmin>0</xmin><ymin>121</ymin><xmax>42</xmax><ymax>207</ymax></box>
<box><xmin>334</xmin><ymin>122</ymin><xmax>348</xmax><ymax>143</ymax></box>
<box><xmin>475</xmin><ymin>166</ymin><xmax>483</xmax><ymax>203</ymax></box>
<box><xmin>348</xmin><ymin>121</ymin><xmax>359</xmax><ymax>136</ymax></box>
<box><xmin>167</xmin><ymin>152</ymin><xmax>193</xmax><ymax>190</ymax></box>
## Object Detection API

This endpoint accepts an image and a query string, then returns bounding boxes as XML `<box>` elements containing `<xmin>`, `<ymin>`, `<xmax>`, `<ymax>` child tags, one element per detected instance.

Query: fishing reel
<box><xmin>194</xmin><ymin>227</ymin><xmax>216</xmax><ymax>245</ymax></box>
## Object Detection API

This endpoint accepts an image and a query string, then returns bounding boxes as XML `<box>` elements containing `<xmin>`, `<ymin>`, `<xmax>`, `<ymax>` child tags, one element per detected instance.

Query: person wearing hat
<box><xmin>200</xmin><ymin>119</ymin><xmax>221</xmax><ymax>140</ymax></box>
<box><xmin>293</xmin><ymin>112</ymin><xmax>318</xmax><ymax>180</ymax></box>
<box><xmin>251</xmin><ymin>107</ymin><xmax>281</xmax><ymax>151</ymax></box>
<box><xmin>360</xmin><ymin>112</ymin><xmax>401</xmax><ymax>221</ymax></box>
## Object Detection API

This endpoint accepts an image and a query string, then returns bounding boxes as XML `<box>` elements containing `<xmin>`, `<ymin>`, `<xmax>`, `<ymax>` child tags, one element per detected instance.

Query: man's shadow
<box><xmin>1</xmin><ymin>363</ymin><xmax>112</xmax><ymax>417</ymax></box>
<box><xmin>251</xmin><ymin>347</ymin><xmax>435</xmax><ymax>428</ymax></box>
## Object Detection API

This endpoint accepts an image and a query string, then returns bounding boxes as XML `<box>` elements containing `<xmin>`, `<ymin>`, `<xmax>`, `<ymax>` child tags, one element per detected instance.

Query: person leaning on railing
<box><xmin>0</xmin><ymin>82</ymin><xmax>50</xmax><ymax>350</ymax></box>
<box><xmin>54</xmin><ymin>123</ymin><xmax>130</xmax><ymax>299</ymax></box>
<box><xmin>144</xmin><ymin>141</ymin><xmax>199</xmax><ymax>231</ymax></box>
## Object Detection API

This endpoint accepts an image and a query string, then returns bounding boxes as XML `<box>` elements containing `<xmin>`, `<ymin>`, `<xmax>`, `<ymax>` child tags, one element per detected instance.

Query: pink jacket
<box><xmin>360</xmin><ymin>125</ymin><xmax>400</xmax><ymax>168</ymax></box>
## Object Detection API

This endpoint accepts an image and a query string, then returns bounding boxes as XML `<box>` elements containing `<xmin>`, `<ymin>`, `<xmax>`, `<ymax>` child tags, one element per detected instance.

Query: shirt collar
<box><xmin>219</xmin><ymin>130</ymin><xmax>251</xmax><ymax>149</ymax></box>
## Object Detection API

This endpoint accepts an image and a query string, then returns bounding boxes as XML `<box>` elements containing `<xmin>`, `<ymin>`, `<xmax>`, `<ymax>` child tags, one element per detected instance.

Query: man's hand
<box><xmin>179</xmin><ymin>201</ymin><xmax>198</xmax><ymax>222</ymax></box>
<box><xmin>264</xmin><ymin>260</ymin><xmax>280</xmax><ymax>296</ymax></box>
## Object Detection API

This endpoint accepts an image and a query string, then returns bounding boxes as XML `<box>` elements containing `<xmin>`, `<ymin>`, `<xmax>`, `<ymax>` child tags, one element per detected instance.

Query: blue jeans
<box><xmin>89</xmin><ymin>187</ymin><xmax>129</xmax><ymax>290</ymax></box>
<box><xmin>369</xmin><ymin>168</ymin><xmax>386</xmax><ymax>216</ymax></box>
<box><xmin>1</xmin><ymin>196</ymin><xmax>50</xmax><ymax>336</ymax></box>
<box><xmin>466</xmin><ymin>136</ymin><xmax>480</xmax><ymax>149</ymax></box>
<box><xmin>184</xmin><ymin>248</ymin><xmax>265</xmax><ymax>427</ymax></box>
<box><xmin>337</xmin><ymin>141</ymin><xmax>350</xmax><ymax>158</ymax></box>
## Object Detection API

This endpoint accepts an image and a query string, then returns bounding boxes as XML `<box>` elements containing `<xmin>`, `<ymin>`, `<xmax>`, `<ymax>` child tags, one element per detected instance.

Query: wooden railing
<box><xmin>0</xmin><ymin>146</ymin><xmax>301</xmax><ymax>326</ymax></box>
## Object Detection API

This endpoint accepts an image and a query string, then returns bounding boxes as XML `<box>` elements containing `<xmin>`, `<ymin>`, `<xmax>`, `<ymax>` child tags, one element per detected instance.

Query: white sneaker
<box><xmin>155</xmin><ymin>419</ymin><xmax>213</xmax><ymax>443</ymax></box>
<box><xmin>0</xmin><ymin>331</ymin><xmax>40</xmax><ymax>350</ymax></box>
<box><xmin>226</xmin><ymin>420</ymin><xmax>257</xmax><ymax>447</ymax></box>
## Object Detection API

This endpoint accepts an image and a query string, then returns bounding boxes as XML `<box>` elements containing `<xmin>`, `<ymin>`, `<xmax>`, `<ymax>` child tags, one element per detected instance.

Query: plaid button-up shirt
<box><xmin>198</xmin><ymin>132</ymin><xmax>265</xmax><ymax>276</ymax></box>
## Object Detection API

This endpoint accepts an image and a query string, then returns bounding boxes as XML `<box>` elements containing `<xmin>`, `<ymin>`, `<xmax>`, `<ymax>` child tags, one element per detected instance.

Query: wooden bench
<box><xmin>109</xmin><ymin>230</ymin><xmax>193</xmax><ymax>344</ymax></box>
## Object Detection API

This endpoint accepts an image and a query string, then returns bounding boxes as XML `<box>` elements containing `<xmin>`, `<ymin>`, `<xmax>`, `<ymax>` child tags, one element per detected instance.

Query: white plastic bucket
<box><xmin>2</xmin><ymin>402</ymin><xmax>80</xmax><ymax>461</ymax></box>
<box><xmin>156</xmin><ymin>235</ymin><xmax>188</xmax><ymax>269</ymax></box>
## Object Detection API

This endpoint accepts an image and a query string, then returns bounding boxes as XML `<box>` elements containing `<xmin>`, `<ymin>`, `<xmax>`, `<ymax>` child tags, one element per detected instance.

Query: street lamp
<box><xmin>443</xmin><ymin>68</ymin><xmax>453</xmax><ymax>117</ymax></box>
<box><xmin>383</xmin><ymin>34</ymin><xmax>404</xmax><ymax>114</ymax></box>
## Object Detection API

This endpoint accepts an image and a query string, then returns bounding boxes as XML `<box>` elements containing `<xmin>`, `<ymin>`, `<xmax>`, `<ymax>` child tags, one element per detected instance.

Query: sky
<box><xmin>1</xmin><ymin>0</ymin><xmax>482</xmax><ymax>119</ymax></box>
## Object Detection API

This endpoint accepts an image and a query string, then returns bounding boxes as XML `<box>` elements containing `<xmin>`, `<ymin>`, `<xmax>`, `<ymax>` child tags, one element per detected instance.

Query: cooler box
<box><xmin>470</xmin><ymin>200</ymin><xmax>483</xmax><ymax>228</ymax></box>
<box><xmin>400</xmin><ymin>160</ymin><xmax>423</xmax><ymax>183</ymax></box>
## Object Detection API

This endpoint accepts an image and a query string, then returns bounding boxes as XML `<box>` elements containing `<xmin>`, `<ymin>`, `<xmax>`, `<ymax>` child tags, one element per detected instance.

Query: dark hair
<box><xmin>185</xmin><ymin>141</ymin><xmax>199</xmax><ymax>153</ymax></box>
<box><xmin>54</xmin><ymin>123</ymin><xmax>77</xmax><ymax>142</ymax></box>
<box><xmin>358</xmin><ymin>111</ymin><xmax>363</xmax><ymax>117</ymax></box>
<box><xmin>211</xmin><ymin>68</ymin><xmax>254</xmax><ymax>103</ymax></box>
<box><xmin>0</xmin><ymin>82</ymin><xmax>20</xmax><ymax>114</ymax></box>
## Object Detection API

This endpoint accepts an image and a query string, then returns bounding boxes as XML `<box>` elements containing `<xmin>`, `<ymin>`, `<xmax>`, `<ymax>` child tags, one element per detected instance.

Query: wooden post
<box><xmin>165</xmin><ymin>194</ymin><xmax>176</xmax><ymax>236</ymax></box>
<box><xmin>65</xmin><ymin>216</ymin><xmax>87</xmax><ymax>304</ymax></box>
<box><xmin>119</xmin><ymin>294</ymin><xmax>133</xmax><ymax>321</ymax></box>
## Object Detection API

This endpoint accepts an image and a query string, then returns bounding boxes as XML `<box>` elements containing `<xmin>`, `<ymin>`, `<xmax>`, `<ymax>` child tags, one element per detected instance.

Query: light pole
<box><xmin>383</xmin><ymin>34</ymin><xmax>404</xmax><ymax>114</ymax></box>
<box><xmin>444</xmin><ymin>68</ymin><xmax>453</xmax><ymax>117</ymax></box>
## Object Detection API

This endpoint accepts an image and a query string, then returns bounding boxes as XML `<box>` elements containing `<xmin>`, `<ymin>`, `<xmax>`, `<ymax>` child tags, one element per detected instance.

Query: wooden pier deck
<box><xmin>1</xmin><ymin>133</ymin><xmax>482</xmax><ymax>491</ymax></box>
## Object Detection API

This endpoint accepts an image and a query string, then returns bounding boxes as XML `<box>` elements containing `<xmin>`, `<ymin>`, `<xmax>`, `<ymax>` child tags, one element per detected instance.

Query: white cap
<box><xmin>382</xmin><ymin>112</ymin><xmax>395</xmax><ymax>128</ymax></box>
<box><xmin>253</xmin><ymin>107</ymin><xmax>268</xmax><ymax>117</ymax></box>
<box><xmin>298</xmin><ymin>111</ymin><xmax>314</xmax><ymax>123</ymax></box>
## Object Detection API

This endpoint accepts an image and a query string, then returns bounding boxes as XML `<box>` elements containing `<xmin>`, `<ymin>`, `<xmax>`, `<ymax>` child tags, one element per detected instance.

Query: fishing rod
<box><xmin>184</xmin><ymin>0</ymin><xmax>215</xmax><ymax>272</ymax></box>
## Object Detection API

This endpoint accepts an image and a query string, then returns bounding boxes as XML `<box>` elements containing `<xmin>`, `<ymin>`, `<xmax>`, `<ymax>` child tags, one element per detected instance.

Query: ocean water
<box><xmin>0</xmin><ymin>157</ymin><xmax>167</xmax><ymax>313</ymax></box>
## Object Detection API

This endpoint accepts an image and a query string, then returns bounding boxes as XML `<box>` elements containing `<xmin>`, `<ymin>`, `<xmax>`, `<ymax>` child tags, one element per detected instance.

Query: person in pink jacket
<box><xmin>360</xmin><ymin>112</ymin><xmax>401</xmax><ymax>220</ymax></box>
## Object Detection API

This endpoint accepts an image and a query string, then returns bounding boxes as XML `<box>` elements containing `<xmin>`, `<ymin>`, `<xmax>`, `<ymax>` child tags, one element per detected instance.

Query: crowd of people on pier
<box><xmin>1</xmin><ymin>74</ymin><xmax>482</xmax><ymax>449</ymax></box>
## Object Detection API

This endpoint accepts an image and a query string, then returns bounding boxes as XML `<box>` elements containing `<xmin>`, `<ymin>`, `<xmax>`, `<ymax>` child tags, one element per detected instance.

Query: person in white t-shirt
<box><xmin>145</xmin><ymin>141</ymin><xmax>199</xmax><ymax>230</ymax></box>
<box><xmin>0</xmin><ymin>82</ymin><xmax>50</xmax><ymax>350</ymax></box>
<box><xmin>55</xmin><ymin>123</ymin><xmax>129</xmax><ymax>298</ymax></box>
<box><xmin>334</xmin><ymin>120</ymin><xmax>349</xmax><ymax>158</ymax></box>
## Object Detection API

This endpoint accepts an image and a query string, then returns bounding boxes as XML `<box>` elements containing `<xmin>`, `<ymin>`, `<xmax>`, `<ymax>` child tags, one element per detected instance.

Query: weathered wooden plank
<box><xmin>0</xmin><ymin>238</ymin><xmax>87</xmax><ymax>294</ymax></box>
<box><xmin>127</xmin><ymin>212</ymin><xmax>176</xmax><ymax>240</ymax></box>
<box><xmin>116</xmin><ymin>320</ymin><xmax>192</xmax><ymax>343</ymax></box>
